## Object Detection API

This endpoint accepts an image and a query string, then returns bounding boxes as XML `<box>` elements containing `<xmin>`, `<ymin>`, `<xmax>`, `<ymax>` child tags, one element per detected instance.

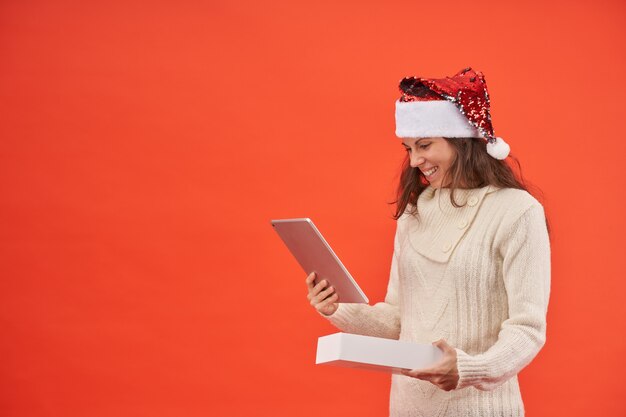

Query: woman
<box><xmin>305</xmin><ymin>68</ymin><xmax>551</xmax><ymax>417</ymax></box>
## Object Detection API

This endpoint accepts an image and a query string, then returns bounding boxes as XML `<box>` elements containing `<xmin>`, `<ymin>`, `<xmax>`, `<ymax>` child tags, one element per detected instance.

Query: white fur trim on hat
<box><xmin>395</xmin><ymin>100</ymin><xmax>482</xmax><ymax>138</ymax></box>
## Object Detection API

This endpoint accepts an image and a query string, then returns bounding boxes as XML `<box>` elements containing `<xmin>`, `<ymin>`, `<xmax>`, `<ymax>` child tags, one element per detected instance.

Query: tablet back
<box><xmin>271</xmin><ymin>218</ymin><xmax>368</xmax><ymax>304</ymax></box>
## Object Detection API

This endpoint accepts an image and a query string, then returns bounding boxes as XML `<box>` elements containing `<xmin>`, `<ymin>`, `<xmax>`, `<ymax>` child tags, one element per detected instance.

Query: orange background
<box><xmin>1</xmin><ymin>0</ymin><xmax>625</xmax><ymax>416</ymax></box>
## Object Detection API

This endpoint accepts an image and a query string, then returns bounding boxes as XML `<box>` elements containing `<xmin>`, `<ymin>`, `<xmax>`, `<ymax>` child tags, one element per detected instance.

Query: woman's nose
<box><xmin>410</xmin><ymin>154</ymin><xmax>425</xmax><ymax>168</ymax></box>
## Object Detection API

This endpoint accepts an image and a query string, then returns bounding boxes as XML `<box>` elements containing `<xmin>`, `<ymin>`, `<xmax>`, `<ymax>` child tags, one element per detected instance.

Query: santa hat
<box><xmin>395</xmin><ymin>67</ymin><xmax>510</xmax><ymax>160</ymax></box>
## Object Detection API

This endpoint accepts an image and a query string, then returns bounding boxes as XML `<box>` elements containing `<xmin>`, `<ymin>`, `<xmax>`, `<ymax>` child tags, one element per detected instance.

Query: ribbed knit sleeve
<box><xmin>455</xmin><ymin>203</ymin><xmax>551</xmax><ymax>391</ymax></box>
<box><xmin>320</xmin><ymin>228</ymin><xmax>401</xmax><ymax>340</ymax></box>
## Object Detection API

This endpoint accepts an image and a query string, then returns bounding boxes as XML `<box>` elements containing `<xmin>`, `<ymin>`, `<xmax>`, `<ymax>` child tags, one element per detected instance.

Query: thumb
<box><xmin>432</xmin><ymin>339</ymin><xmax>450</xmax><ymax>351</ymax></box>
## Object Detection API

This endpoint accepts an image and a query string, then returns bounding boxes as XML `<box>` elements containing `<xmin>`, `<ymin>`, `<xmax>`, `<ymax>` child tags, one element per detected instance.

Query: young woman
<box><xmin>305</xmin><ymin>68</ymin><xmax>551</xmax><ymax>417</ymax></box>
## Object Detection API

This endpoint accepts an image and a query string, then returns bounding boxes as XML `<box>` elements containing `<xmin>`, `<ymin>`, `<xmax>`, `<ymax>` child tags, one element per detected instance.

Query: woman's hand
<box><xmin>305</xmin><ymin>272</ymin><xmax>339</xmax><ymax>316</ymax></box>
<box><xmin>401</xmin><ymin>339</ymin><xmax>459</xmax><ymax>391</ymax></box>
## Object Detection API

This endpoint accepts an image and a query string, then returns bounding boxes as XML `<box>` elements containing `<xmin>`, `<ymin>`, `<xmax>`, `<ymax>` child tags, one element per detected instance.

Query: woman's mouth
<box><xmin>422</xmin><ymin>166</ymin><xmax>438</xmax><ymax>178</ymax></box>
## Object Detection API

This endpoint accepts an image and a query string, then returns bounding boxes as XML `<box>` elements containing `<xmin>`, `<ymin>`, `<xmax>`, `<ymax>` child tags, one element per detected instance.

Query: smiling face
<box><xmin>401</xmin><ymin>137</ymin><xmax>457</xmax><ymax>189</ymax></box>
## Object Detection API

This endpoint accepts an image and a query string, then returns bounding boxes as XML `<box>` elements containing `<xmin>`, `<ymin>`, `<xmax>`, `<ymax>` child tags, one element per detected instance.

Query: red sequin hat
<box><xmin>395</xmin><ymin>67</ymin><xmax>510</xmax><ymax>160</ymax></box>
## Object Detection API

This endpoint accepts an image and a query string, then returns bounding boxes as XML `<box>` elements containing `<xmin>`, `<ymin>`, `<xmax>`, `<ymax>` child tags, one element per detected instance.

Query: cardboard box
<box><xmin>316</xmin><ymin>332</ymin><xmax>443</xmax><ymax>375</ymax></box>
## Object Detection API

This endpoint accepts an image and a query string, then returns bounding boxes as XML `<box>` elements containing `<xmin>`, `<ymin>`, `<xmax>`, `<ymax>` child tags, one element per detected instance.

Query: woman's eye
<box><xmin>404</xmin><ymin>148</ymin><xmax>411</xmax><ymax>153</ymax></box>
<box><xmin>419</xmin><ymin>143</ymin><xmax>431</xmax><ymax>149</ymax></box>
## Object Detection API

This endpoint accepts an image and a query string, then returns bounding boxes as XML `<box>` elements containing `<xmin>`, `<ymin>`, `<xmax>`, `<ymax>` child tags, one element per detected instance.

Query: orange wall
<box><xmin>1</xmin><ymin>0</ymin><xmax>625</xmax><ymax>416</ymax></box>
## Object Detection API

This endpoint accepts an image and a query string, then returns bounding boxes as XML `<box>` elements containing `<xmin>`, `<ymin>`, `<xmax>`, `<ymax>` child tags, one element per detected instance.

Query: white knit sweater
<box><xmin>323</xmin><ymin>185</ymin><xmax>551</xmax><ymax>417</ymax></box>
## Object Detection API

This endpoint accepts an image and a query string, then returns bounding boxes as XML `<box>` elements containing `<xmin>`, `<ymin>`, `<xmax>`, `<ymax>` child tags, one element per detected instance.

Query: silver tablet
<box><xmin>271</xmin><ymin>218</ymin><xmax>368</xmax><ymax>304</ymax></box>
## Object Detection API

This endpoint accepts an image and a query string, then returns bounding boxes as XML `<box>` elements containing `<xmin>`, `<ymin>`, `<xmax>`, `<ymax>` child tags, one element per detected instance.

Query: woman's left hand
<box><xmin>401</xmin><ymin>339</ymin><xmax>459</xmax><ymax>391</ymax></box>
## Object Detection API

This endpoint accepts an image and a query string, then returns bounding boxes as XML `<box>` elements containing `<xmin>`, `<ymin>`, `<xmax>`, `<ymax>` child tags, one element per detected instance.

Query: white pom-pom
<box><xmin>486</xmin><ymin>137</ymin><xmax>510</xmax><ymax>160</ymax></box>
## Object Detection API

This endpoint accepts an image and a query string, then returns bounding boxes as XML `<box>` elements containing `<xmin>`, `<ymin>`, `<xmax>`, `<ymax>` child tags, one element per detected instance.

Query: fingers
<box><xmin>401</xmin><ymin>367</ymin><xmax>452</xmax><ymax>391</ymax></box>
<box><xmin>318</xmin><ymin>291</ymin><xmax>339</xmax><ymax>307</ymax></box>
<box><xmin>305</xmin><ymin>273</ymin><xmax>328</xmax><ymax>296</ymax></box>
<box><xmin>305</xmin><ymin>272</ymin><xmax>316</xmax><ymax>290</ymax></box>
<box><xmin>401</xmin><ymin>367</ymin><xmax>436</xmax><ymax>379</ymax></box>
<box><xmin>312</xmin><ymin>279</ymin><xmax>327</xmax><ymax>295</ymax></box>
<box><xmin>432</xmin><ymin>338</ymin><xmax>452</xmax><ymax>352</ymax></box>
<box><xmin>305</xmin><ymin>273</ymin><xmax>339</xmax><ymax>315</ymax></box>
<box><xmin>310</xmin><ymin>284</ymin><xmax>336</xmax><ymax>306</ymax></box>
<box><xmin>306</xmin><ymin>276</ymin><xmax>329</xmax><ymax>299</ymax></box>
<box><xmin>402</xmin><ymin>339</ymin><xmax>459</xmax><ymax>391</ymax></box>
<box><xmin>305</xmin><ymin>275</ymin><xmax>335</xmax><ymax>300</ymax></box>
<box><xmin>317</xmin><ymin>292</ymin><xmax>339</xmax><ymax>313</ymax></box>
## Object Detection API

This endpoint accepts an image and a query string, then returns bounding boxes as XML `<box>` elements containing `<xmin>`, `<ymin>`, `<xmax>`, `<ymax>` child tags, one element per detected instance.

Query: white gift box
<box><xmin>316</xmin><ymin>332</ymin><xmax>443</xmax><ymax>375</ymax></box>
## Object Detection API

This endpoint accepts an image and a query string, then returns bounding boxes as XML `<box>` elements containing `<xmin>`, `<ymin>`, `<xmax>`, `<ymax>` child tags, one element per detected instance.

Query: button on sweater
<box><xmin>323</xmin><ymin>185</ymin><xmax>551</xmax><ymax>417</ymax></box>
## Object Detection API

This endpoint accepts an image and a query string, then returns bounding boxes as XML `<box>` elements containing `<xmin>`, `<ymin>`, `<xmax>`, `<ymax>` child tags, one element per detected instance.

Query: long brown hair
<box><xmin>393</xmin><ymin>137</ymin><xmax>549</xmax><ymax>233</ymax></box>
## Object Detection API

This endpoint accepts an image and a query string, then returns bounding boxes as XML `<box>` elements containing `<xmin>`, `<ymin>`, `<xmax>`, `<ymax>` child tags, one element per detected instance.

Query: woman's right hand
<box><xmin>305</xmin><ymin>272</ymin><xmax>339</xmax><ymax>316</ymax></box>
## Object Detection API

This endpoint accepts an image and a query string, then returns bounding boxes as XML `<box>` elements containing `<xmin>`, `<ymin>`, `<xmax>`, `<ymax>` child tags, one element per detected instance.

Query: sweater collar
<box><xmin>406</xmin><ymin>185</ymin><xmax>497</xmax><ymax>263</ymax></box>
<box><xmin>421</xmin><ymin>184</ymin><xmax>496</xmax><ymax>204</ymax></box>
